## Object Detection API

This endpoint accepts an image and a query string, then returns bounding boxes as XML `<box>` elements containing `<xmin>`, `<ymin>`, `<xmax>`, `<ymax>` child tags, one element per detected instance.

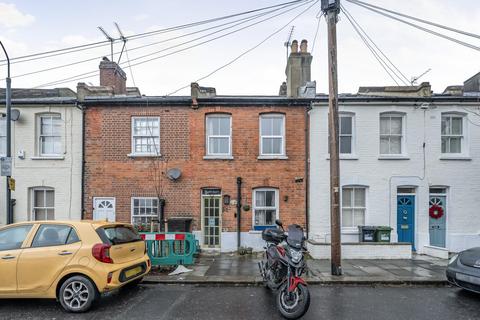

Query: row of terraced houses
<box><xmin>1</xmin><ymin>40</ymin><xmax>480</xmax><ymax>258</ymax></box>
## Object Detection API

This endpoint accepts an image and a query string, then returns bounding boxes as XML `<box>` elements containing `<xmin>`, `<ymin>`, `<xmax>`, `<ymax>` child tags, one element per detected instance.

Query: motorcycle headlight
<box><xmin>290</xmin><ymin>248</ymin><xmax>303</xmax><ymax>263</ymax></box>
<box><xmin>448</xmin><ymin>254</ymin><xmax>458</xmax><ymax>265</ymax></box>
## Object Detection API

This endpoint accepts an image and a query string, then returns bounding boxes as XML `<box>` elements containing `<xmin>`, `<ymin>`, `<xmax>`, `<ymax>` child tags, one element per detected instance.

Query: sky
<box><xmin>0</xmin><ymin>0</ymin><xmax>479</xmax><ymax>96</ymax></box>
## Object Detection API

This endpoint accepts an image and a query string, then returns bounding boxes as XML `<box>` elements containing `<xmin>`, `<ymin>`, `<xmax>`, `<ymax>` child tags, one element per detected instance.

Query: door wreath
<box><xmin>429</xmin><ymin>204</ymin><xmax>444</xmax><ymax>219</ymax></box>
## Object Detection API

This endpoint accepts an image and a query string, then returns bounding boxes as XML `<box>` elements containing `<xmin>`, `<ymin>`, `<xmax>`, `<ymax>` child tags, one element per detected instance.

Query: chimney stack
<box><xmin>99</xmin><ymin>57</ymin><xmax>127</xmax><ymax>95</ymax></box>
<box><xmin>285</xmin><ymin>39</ymin><xmax>313</xmax><ymax>98</ymax></box>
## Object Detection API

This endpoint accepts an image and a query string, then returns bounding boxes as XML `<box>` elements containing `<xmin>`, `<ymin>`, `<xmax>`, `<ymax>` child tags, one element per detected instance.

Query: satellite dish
<box><xmin>11</xmin><ymin>109</ymin><xmax>20</xmax><ymax>121</ymax></box>
<box><xmin>166</xmin><ymin>168</ymin><xmax>182</xmax><ymax>181</ymax></box>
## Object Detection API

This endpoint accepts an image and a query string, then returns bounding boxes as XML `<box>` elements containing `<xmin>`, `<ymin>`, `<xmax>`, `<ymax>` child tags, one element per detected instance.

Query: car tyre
<box><xmin>59</xmin><ymin>275</ymin><xmax>98</xmax><ymax>313</ymax></box>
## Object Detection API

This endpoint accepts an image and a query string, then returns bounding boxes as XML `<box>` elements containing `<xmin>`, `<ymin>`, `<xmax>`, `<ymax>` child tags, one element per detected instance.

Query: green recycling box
<box><xmin>375</xmin><ymin>226</ymin><xmax>393</xmax><ymax>242</ymax></box>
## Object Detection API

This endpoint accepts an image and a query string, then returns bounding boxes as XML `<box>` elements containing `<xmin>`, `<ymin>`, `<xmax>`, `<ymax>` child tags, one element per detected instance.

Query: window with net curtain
<box><xmin>132</xmin><ymin>117</ymin><xmax>160</xmax><ymax>155</ymax></box>
<box><xmin>260</xmin><ymin>114</ymin><xmax>285</xmax><ymax>156</ymax></box>
<box><xmin>342</xmin><ymin>186</ymin><xmax>366</xmax><ymax>229</ymax></box>
<box><xmin>131</xmin><ymin>197</ymin><xmax>159</xmax><ymax>226</ymax></box>
<box><xmin>441</xmin><ymin>114</ymin><xmax>464</xmax><ymax>154</ymax></box>
<box><xmin>206</xmin><ymin>115</ymin><xmax>231</xmax><ymax>155</ymax></box>
<box><xmin>253</xmin><ymin>188</ymin><xmax>278</xmax><ymax>230</ymax></box>
<box><xmin>32</xmin><ymin>188</ymin><xmax>55</xmax><ymax>220</ymax></box>
<box><xmin>380</xmin><ymin>114</ymin><xmax>403</xmax><ymax>155</ymax></box>
<box><xmin>39</xmin><ymin>114</ymin><xmax>62</xmax><ymax>156</ymax></box>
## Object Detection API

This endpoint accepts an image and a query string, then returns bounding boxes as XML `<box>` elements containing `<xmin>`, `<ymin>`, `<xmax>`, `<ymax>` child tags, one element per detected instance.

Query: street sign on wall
<box><xmin>0</xmin><ymin>157</ymin><xmax>12</xmax><ymax>176</ymax></box>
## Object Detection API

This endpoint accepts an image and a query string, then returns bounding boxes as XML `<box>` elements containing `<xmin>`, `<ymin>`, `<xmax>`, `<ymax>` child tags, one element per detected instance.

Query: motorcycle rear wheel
<box><xmin>276</xmin><ymin>282</ymin><xmax>310</xmax><ymax>319</ymax></box>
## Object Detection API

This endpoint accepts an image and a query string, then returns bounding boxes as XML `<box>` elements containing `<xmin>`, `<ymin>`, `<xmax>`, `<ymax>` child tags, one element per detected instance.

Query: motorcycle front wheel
<box><xmin>276</xmin><ymin>282</ymin><xmax>310</xmax><ymax>319</ymax></box>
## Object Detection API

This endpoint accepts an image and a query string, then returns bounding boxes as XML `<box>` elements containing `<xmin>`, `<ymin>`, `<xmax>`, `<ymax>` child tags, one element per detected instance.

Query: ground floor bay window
<box><xmin>253</xmin><ymin>188</ymin><xmax>279</xmax><ymax>231</ymax></box>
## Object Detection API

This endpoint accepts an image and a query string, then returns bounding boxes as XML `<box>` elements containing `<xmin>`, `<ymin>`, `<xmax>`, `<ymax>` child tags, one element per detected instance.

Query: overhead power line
<box><xmin>347</xmin><ymin>0</ymin><xmax>480</xmax><ymax>52</ymax></box>
<box><xmin>167</xmin><ymin>0</ymin><xmax>320</xmax><ymax>96</ymax></box>
<box><xmin>34</xmin><ymin>0</ymin><xmax>313</xmax><ymax>88</ymax></box>
<box><xmin>341</xmin><ymin>6</ymin><xmax>403</xmax><ymax>85</ymax></box>
<box><xmin>0</xmin><ymin>0</ymin><xmax>308</xmax><ymax>66</ymax></box>
<box><xmin>346</xmin><ymin>0</ymin><xmax>480</xmax><ymax>40</ymax></box>
<box><xmin>7</xmin><ymin>1</ymin><xmax>301</xmax><ymax>80</ymax></box>
<box><xmin>341</xmin><ymin>5</ymin><xmax>410</xmax><ymax>85</ymax></box>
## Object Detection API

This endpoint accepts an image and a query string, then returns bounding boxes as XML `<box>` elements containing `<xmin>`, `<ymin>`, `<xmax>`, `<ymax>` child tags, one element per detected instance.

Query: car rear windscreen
<box><xmin>96</xmin><ymin>226</ymin><xmax>142</xmax><ymax>245</ymax></box>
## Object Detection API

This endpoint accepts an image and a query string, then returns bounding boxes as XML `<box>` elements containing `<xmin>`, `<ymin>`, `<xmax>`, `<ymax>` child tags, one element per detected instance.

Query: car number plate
<box><xmin>456</xmin><ymin>273</ymin><xmax>480</xmax><ymax>285</ymax></box>
<box><xmin>125</xmin><ymin>266</ymin><xmax>142</xmax><ymax>278</ymax></box>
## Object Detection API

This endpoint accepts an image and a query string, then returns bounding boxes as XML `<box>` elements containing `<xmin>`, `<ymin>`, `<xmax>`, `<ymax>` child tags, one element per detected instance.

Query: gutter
<box><xmin>236</xmin><ymin>177</ymin><xmax>242</xmax><ymax>250</ymax></box>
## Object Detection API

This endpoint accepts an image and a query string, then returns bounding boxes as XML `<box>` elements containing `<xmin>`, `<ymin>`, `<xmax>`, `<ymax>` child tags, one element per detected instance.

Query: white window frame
<box><xmin>379</xmin><ymin>113</ymin><xmax>406</xmax><ymax>156</ymax></box>
<box><xmin>38</xmin><ymin>114</ymin><xmax>62</xmax><ymax>157</ymax></box>
<box><xmin>131</xmin><ymin>117</ymin><xmax>160</xmax><ymax>156</ymax></box>
<box><xmin>252</xmin><ymin>188</ymin><xmax>279</xmax><ymax>230</ymax></box>
<box><xmin>341</xmin><ymin>186</ymin><xmax>367</xmax><ymax>232</ymax></box>
<box><xmin>339</xmin><ymin>113</ymin><xmax>355</xmax><ymax>155</ymax></box>
<box><xmin>441</xmin><ymin>113</ymin><xmax>467</xmax><ymax>156</ymax></box>
<box><xmin>205</xmin><ymin>114</ymin><xmax>232</xmax><ymax>157</ymax></box>
<box><xmin>31</xmin><ymin>187</ymin><xmax>55</xmax><ymax>221</ymax></box>
<box><xmin>131</xmin><ymin>197</ymin><xmax>159</xmax><ymax>226</ymax></box>
<box><xmin>259</xmin><ymin>114</ymin><xmax>286</xmax><ymax>157</ymax></box>
<box><xmin>0</xmin><ymin>117</ymin><xmax>5</xmax><ymax>157</ymax></box>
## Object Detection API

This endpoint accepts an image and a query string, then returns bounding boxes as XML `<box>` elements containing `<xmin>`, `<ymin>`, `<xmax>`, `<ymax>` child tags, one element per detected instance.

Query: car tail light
<box><xmin>147</xmin><ymin>259</ymin><xmax>151</xmax><ymax>268</ymax></box>
<box><xmin>92</xmin><ymin>243</ymin><xmax>113</xmax><ymax>264</ymax></box>
<box><xmin>107</xmin><ymin>272</ymin><xmax>113</xmax><ymax>284</ymax></box>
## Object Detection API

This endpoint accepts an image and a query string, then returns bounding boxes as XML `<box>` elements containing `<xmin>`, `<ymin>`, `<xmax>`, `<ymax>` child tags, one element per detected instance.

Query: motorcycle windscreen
<box><xmin>286</xmin><ymin>225</ymin><xmax>304</xmax><ymax>249</ymax></box>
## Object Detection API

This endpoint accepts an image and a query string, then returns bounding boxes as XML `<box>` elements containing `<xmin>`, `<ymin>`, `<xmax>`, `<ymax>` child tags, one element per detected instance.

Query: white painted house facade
<box><xmin>309</xmin><ymin>82</ymin><xmax>480</xmax><ymax>257</ymax></box>
<box><xmin>0</xmin><ymin>89</ymin><xmax>83</xmax><ymax>225</ymax></box>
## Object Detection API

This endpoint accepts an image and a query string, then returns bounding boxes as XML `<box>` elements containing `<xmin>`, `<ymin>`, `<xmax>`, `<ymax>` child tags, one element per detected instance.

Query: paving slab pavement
<box><xmin>144</xmin><ymin>253</ymin><xmax>448</xmax><ymax>285</ymax></box>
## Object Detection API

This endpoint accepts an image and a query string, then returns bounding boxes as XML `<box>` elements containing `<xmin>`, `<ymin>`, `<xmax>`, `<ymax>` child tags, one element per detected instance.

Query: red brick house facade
<box><xmin>81</xmin><ymin>44</ymin><xmax>313</xmax><ymax>251</ymax></box>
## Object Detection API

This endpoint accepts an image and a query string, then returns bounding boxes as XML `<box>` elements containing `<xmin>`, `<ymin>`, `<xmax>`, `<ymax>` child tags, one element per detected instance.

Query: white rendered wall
<box><xmin>0</xmin><ymin>104</ymin><xmax>83</xmax><ymax>224</ymax></box>
<box><xmin>309</xmin><ymin>101</ymin><xmax>480</xmax><ymax>254</ymax></box>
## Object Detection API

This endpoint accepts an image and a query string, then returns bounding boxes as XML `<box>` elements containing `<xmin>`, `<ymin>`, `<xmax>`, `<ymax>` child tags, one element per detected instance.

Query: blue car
<box><xmin>446</xmin><ymin>247</ymin><xmax>480</xmax><ymax>293</ymax></box>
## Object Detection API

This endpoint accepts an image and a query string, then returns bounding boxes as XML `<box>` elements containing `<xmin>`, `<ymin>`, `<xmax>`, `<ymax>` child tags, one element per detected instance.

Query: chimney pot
<box><xmin>300</xmin><ymin>39</ymin><xmax>308</xmax><ymax>53</ymax></box>
<box><xmin>291</xmin><ymin>40</ymin><xmax>298</xmax><ymax>53</ymax></box>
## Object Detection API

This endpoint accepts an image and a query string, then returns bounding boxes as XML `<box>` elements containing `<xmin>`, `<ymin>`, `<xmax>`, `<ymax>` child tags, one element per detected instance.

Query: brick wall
<box><xmin>84</xmin><ymin>102</ymin><xmax>307</xmax><ymax>234</ymax></box>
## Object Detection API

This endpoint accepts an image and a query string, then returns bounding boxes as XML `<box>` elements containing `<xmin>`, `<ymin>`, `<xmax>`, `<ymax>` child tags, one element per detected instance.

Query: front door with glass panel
<box><xmin>202</xmin><ymin>189</ymin><xmax>221</xmax><ymax>248</ymax></box>
<box><xmin>93</xmin><ymin>197</ymin><xmax>116</xmax><ymax>222</ymax></box>
<box><xmin>397</xmin><ymin>195</ymin><xmax>415</xmax><ymax>250</ymax></box>
<box><xmin>429</xmin><ymin>189</ymin><xmax>447</xmax><ymax>248</ymax></box>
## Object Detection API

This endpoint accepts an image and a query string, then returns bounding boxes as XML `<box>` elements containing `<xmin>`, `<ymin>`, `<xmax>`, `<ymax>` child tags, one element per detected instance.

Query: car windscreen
<box><xmin>96</xmin><ymin>226</ymin><xmax>142</xmax><ymax>245</ymax></box>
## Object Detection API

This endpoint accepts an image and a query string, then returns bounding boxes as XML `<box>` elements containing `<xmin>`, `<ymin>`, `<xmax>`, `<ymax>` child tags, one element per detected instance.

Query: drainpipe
<box><xmin>159</xmin><ymin>198</ymin><xmax>166</xmax><ymax>232</ymax></box>
<box><xmin>305</xmin><ymin>104</ymin><xmax>311</xmax><ymax>239</ymax></box>
<box><xmin>236</xmin><ymin>177</ymin><xmax>242</xmax><ymax>249</ymax></box>
<box><xmin>79</xmin><ymin>103</ymin><xmax>86</xmax><ymax>220</ymax></box>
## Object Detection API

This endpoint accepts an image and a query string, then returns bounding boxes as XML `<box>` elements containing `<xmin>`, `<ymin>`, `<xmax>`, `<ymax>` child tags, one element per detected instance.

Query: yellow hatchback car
<box><xmin>0</xmin><ymin>220</ymin><xmax>151</xmax><ymax>312</ymax></box>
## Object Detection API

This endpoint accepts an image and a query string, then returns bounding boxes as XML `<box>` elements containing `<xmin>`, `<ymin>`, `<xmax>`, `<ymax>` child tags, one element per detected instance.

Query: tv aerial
<box><xmin>284</xmin><ymin>26</ymin><xmax>295</xmax><ymax>62</ymax></box>
<box><xmin>411</xmin><ymin>68</ymin><xmax>431</xmax><ymax>85</ymax></box>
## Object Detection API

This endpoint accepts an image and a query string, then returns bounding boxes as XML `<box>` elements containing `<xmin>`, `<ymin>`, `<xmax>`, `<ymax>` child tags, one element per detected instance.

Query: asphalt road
<box><xmin>0</xmin><ymin>284</ymin><xmax>479</xmax><ymax>320</ymax></box>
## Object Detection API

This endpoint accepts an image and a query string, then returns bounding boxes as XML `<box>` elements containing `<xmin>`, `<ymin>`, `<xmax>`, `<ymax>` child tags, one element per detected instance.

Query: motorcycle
<box><xmin>258</xmin><ymin>219</ymin><xmax>310</xmax><ymax>319</ymax></box>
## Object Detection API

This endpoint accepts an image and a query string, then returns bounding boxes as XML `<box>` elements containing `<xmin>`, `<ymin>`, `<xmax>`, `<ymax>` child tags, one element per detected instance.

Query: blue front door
<box><xmin>397</xmin><ymin>195</ymin><xmax>415</xmax><ymax>250</ymax></box>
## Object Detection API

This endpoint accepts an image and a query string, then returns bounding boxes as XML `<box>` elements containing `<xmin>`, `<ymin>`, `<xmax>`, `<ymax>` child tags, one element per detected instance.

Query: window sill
<box><xmin>326</xmin><ymin>154</ymin><xmax>359</xmax><ymax>160</ymax></box>
<box><xmin>439</xmin><ymin>155</ymin><xmax>471</xmax><ymax>161</ymax></box>
<box><xmin>30</xmin><ymin>156</ymin><xmax>65</xmax><ymax>160</ymax></box>
<box><xmin>341</xmin><ymin>229</ymin><xmax>360</xmax><ymax>235</ymax></box>
<box><xmin>378</xmin><ymin>155</ymin><xmax>410</xmax><ymax>160</ymax></box>
<box><xmin>127</xmin><ymin>153</ymin><xmax>161</xmax><ymax>158</ymax></box>
<box><xmin>203</xmin><ymin>155</ymin><xmax>234</xmax><ymax>160</ymax></box>
<box><xmin>257</xmin><ymin>155</ymin><xmax>288</xmax><ymax>160</ymax></box>
<box><xmin>248</xmin><ymin>230</ymin><xmax>263</xmax><ymax>234</ymax></box>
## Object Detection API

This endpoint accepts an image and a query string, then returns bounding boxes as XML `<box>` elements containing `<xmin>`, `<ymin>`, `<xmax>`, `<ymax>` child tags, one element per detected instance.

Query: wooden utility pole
<box><xmin>322</xmin><ymin>0</ymin><xmax>342</xmax><ymax>276</ymax></box>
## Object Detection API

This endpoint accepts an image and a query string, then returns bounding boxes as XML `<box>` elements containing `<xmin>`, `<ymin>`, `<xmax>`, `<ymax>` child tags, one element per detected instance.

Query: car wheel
<box><xmin>59</xmin><ymin>276</ymin><xmax>98</xmax><ymax>313</ymax></box>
